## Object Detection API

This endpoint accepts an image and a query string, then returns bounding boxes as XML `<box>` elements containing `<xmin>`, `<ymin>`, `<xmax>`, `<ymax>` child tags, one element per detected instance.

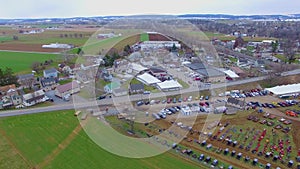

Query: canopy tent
<box><xmin>265</xmin><ymin>83</ymin><xmax>300</xmax><ymax>95</ymax></box>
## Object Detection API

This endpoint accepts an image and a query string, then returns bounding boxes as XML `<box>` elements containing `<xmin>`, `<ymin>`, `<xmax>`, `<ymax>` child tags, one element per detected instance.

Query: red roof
<box><xmin>56</xmin><ymin>81</ymin><xmax>79</xmax><ymax>93</ymax></box>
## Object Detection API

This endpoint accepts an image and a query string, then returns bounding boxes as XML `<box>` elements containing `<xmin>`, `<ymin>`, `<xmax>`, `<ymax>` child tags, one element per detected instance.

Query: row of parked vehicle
<box><xmin>152</xmin><ymin>106</ymin><xmax>181</xmax><ymax>120</ymax></box>
<box><xmin>230</xmin><ymin>89</ymin><xmax>269</xmax><ymax>98</ymax></box>
<box><xmin>172</xmin><ymin>143</ymin><xmax>233</xmax><ymax>169</ymax></box>
<box><xmin>136</xmin><ymin>95</ymin><xmax>211</xmax><ymax>107</ymax></box>
<box><xmin>248</xmin><ymin>100</ymin><xmax>299</xmax><ymax>109</ymax></box>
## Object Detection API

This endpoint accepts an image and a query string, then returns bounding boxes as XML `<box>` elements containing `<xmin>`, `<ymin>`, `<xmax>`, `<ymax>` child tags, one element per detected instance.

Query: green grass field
<box><xmin>0</xmin><ymin>51</ymin><xmax>59</xmax><ymax>74</ymax></box>
<box><xmin>0</xmin><ymin>110</ymin><xmax>201</xmax><ymax>169</ymax></box>
<box><xmin>140</xmin><ymin>33</ymin><xmax>149</xmax><ymax>42</ymax></box>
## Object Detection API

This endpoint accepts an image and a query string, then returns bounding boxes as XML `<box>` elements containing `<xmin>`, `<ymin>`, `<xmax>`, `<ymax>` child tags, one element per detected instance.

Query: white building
<box><xmin>156</xmin><ymin>80</ymin><xmax>182</xmax><ymax>91</ymax></box>
<box><xmin>136</xmin><ymin>73</ymin><xmax>161</xmax><ymax>86</ymax></box>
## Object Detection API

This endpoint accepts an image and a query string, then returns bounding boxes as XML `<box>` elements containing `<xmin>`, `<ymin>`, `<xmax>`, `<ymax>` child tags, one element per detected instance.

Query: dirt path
<box><xmin>35</xmin><ymin>120</ymin><xmax>87</xmax><ymax>169</ymax></box>
<box><xmin>0</xmin><ymin>129</ymin><xmax>33</xmax><ymax>168</ymax></box>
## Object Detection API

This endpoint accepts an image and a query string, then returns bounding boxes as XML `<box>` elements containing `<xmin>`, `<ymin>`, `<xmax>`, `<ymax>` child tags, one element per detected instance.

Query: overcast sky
<box><xmin>1</xmin><ymin>0</ymin><xmax>300</xmax><ymax>19</ymax></box>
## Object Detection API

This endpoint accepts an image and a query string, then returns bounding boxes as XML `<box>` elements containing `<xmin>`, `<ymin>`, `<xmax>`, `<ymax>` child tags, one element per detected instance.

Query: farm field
<box><xmin>0</xmin><ymin>51</ymin><xmax>59</xmax><ymax>74</ymax></box>
<box><xmin>140</xmin><ymin>33</ymin><xmax>149</xmax><ymax>41</ymax></box>
<box><xmin>0</xmin><ymin>110</ymin><xmax>203</xmax><ymax>169</ymax></box>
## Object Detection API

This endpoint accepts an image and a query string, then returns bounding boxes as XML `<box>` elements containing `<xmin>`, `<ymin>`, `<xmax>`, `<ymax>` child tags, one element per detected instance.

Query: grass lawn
<box><xmin>140</xmin><ymin>33</ymin><xmax>149</xmax><ymax>42</ymax></box>
<box><xmin>58</xmin><ymin>79</ymin><xmax>73</xmax><ymax>85</ymax></box>
<box><xmin>0</xmin><ymin>110</ymin><xmax>202</xmax><ymax>169</ymax></box>
<box><xmin>0</xmin><ymin>36</ymin><xmax>12</xmax><ymax>42</ymax></box>
<box><xmin>0</xmin><ymin>134</ymin><xmax>30</xmax><ymax>169</ymax></box>
<box><xmin>176</xmin><ymin>78</ymin><xmax>190</xmax><ymax>89</ymax></box>
<box><xmin>0</xmin><ymin>51</ymin><xmax>59</xmax><ymax>74</ymax></box>
<box><xmin>0</xmin><ymin>110</ymin><xmax>78</xmax><ymax>166</ymax></box>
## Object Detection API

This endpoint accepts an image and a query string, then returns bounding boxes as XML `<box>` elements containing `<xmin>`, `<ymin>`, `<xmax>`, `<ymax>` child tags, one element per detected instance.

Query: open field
<box><xmin>140</xmin><ymin>33</ymin><xmax>149</xmax><ymax>41</ymax></box>
<box><xmin>0</xmin><ymin>110</ymin><xmax>205</xmax><ymax>169</ymax></box>
<box><xmin>0</xmin><ymin>51</ymin><xmax>59</xmax><ymax>74</ymax></box>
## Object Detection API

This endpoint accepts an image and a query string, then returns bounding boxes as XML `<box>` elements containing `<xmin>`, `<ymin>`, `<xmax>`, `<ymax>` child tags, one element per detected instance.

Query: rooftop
<box><xmin>56</xmin><ymin>81</ymin><xmax>79</xmax><ymax>93</ymax></box>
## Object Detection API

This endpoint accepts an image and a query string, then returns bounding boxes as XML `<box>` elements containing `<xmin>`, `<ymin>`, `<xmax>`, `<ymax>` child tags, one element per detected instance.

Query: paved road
<box><xmin>0</xmin><ymin>69</ymin><xmax>299</xmax><ymax>118</ymax></box>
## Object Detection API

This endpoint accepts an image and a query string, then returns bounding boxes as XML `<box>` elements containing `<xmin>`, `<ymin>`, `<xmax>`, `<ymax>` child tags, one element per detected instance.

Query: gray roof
<box><xmin>185</xmin><ymin>62</ymin><xmax>206</xmax><ymax>70</ymax></box>
<box><xmin>41</xmin><ymin>77</ymin><xmax>58</xmax><ymax>87</ymax></box>
<box><xmin>18</xmin><ymin>74</ymin><xmax>34</xmax><ymax>80</ymax></box>
<box><xmin>113</xmin><ymin>88</ymin><xmax>128</xmax><ymax>93</ymax></box>
<box><xmin>195</xmin><ymin>68</ymin><xmax>225</xmax><ymax>77</ymax></box>
<box><xmin>44</xmin><ymin>68</ymin><xmax>57</xmax><ymax>75</ymax></box>
<box><xmin>130</xmin><ymin>83</ymin><xmax>144</xmax><ymax>91</ymax></box>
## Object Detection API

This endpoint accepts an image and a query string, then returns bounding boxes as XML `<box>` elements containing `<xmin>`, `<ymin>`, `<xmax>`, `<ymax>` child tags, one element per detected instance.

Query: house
<box><xmin>22</xmin><ymin>90</ymin><xmax>46</xmax><ymax>107</ymax></box>
<box><xmin>55</xmin><ymin>81</ymin><xmax>80</xmax><ymax>98</ymax></box>
<box><xmin>99</xmin><ymin>68</ymin><xmax>112</xmax><ymax>82</ymax></box>
<box><xmin>11</xmin><ymin>95</ymin><xmax>22</xmax><ymax>106</ymax></box>
<box><xmin>40</xmin><ymin>77</ymin><xmax>58</xmax><ymax>91</ymax></box>
<box><xmin>104</xmin><ymin>82</ymin><xmax>120</xmax><ymax>94</ymax></box>
<box><xmin>0</xmin><ymin>84</ymin><xmax>16</xmax><ymax>96</ymax></box>
<box><xmin>129</xmin><ymin>83</ymin><xmax>144</xmax><ymax>94</ymax></box>
<box><xmin>43</xmin><ymin>68</ymin><xmax>58</xmax><ymax>78</ymax></box>
<box><xmin>17</xmin><ymin>74</ymin><xmax>36</xmax><ymax>88</ymax></box>
<box><xmin>112</xmin><ymin>87</ymin><xmax>128</xmax><ymax>97</ymax></box>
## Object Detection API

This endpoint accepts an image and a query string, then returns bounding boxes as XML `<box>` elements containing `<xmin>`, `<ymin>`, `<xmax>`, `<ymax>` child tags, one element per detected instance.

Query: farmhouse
<box><xmin>136</xmin><ymin>73</ymin><xmax>161</xmax><ymax>86</ymax></box>
<box><xmin>55</xmin><ymin>81</ymin><xmax>80</xmax><ymax>98</ymax></box>
<box><xmin>43</xmin><ymin>68</ymin><xmax>58</xmax><ymax>78</ymax></box>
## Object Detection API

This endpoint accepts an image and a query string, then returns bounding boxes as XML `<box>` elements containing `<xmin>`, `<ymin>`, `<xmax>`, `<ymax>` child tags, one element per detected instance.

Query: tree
<box><xmin>283</xmin><ymin>39</ymin><xmax>296</xmax><ymax>64</ymax></box>
<box><xmin>13</xmin><ymin>35</ymin><xmax>19</xmax><ymax>40</ymax></box>
<box><xmin>0</xmin><ymin>67</ymin><xmax>18</xmax><ymax>86</ymax></box>
<box><xmin>31</xmin><ymin>62</ymin><xmax>41</xmax><ymax>72</ymax></box>
<box><xmin>271</xmin><ymin>40</ymin><xmax>279</xmax><ymax>53</ymax></box>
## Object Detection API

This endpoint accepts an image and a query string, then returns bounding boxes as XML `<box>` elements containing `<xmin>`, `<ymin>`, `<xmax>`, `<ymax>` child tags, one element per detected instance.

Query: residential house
<box><xmin>112</xmin><ymin>87</ymin><xmax>128</xmax><ymax>97</ymax></box>
<box><xmin>40</xmin><ymin>77</ymin><xmax>58</xmax><ymax>91</ymax></box>
<box><xmin>0</xmin><ymin>84</ymin><xmax>16</xmax><ymax>96</ymax></box>
<box><xmin>11</xmin><ymin>95</ymin><xmax>22</xmax><ymax>106</ymax></box>
<box><xmin>43</xmin><ymin>68</ymin><xmax>58</xmax><ymax>78</ymax></box>
<box><xmin>104</xmin><ymin>82</ymin><xmax>120</xmax><ymax>94</ymax></box>
<box><xmin>129</xmin><ymin>83</ymin><xmax>144</xmax><ymax>94</ymax></box>
<box><xmin>17</xmin><ymin>74</ymin><xmax>36</xmax><ymax>88</ymax></box>
<box><xmin>99</xmin><ymin>68</ymin><xmax>113</xmax><ymax>82</ymax></box>
<box><xmin>55</xmin><ymin>81</ymin><xmax>80</xmax><ymax>98</ymax></box>
<box><xmin>22</xmin><ymin>90</ymin><xmax>46</xmax><ymax>107</ymax></box>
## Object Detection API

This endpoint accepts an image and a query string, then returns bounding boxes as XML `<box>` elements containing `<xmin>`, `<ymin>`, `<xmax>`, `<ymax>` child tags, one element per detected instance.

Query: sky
<box><xmin>1</xmin><ymin>0</ymin><xmax>300</xmax><ymax>19</ymax></box>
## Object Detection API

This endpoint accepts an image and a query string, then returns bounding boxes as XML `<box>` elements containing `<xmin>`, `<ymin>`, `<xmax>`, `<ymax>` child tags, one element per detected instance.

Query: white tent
<box><xmin>136</xmin><ymin>73</ymin><xmax>161</xmax><ymax>85</ymax></box>
<box><xmin>265</xmin><ymin>83</ymin><xmax>300</xmax><ymax>95</ymax></box>
<box><xmin>223</xmin><ymin>70</ymin><xmax>239</xmax><ymax>78</ymax></box>
<box><xmin>157</xmin><ymin>80</ymin><xmax>182</xmax><ymax>91</ymax></box>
